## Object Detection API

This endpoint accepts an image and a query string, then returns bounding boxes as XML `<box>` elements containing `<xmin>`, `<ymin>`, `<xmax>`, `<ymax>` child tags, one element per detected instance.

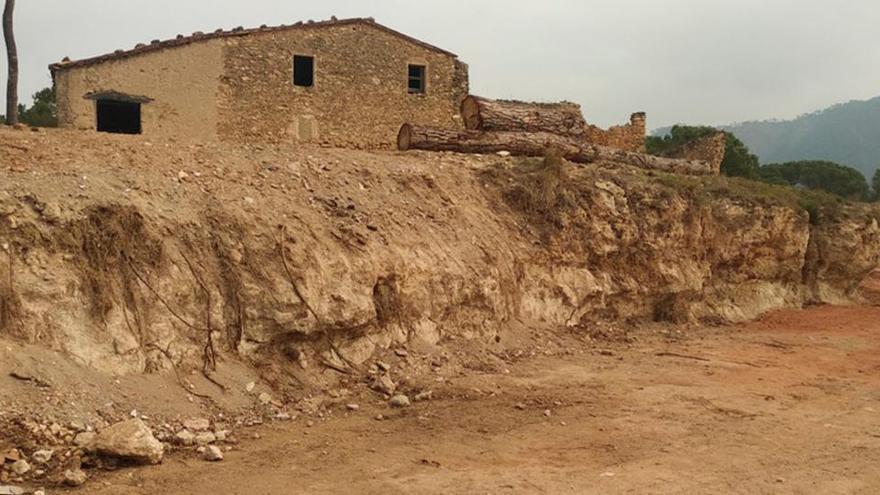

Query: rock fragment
<box><xmin>389</xmin><ymin>395</ymin><xmax>411</xmax><ymax>408</ymax></box>
<box><xmin>371</xmin><ymin>375</ymin><xmax>396</xmax><ymax>395</ymax></box>
<box><xmin>194</xmin><ymin>432</ymin><xmax>216</xmax><ymax>446</ymax></box>
<box><xmin>64</xmin><ymin>468</ymin><xmax>88</xmax><ymax>487</ymax></box>
<box><xmin>32</xmin><ymin>449</ymin><xmax>53</xmax><ymax>464</ymax></box>
<box><xmin>9</xmin><ymin>460</ymin><xmax>30</xmax><ymax>475</ymax></box>
<box><xmin>203</xmin><ymin>445</ymin><xmax>224</xmax><ymax>462</ymax></box>
<box><xmin>413</xmin><ymin>391</ymin><xmax>433</xmax><ymax>402</ymax></box>
<box><xmin>91</xmin><ymin>419</ymin><xmax>164</xmax><ymax>465</ymax></box>
<box><xmin>183</xmin><ymin>418</ymin><xmax>211</xmax><ymax>432</ymax></box>
<box><xmin>74</xmin><ymin>431</ymin><xmax>96</xmax><ymax>448</ymax></box>
<box><xmin>41</xmin><ymin>202</ymin><xmax>62</xmax><ymax>223</ymax></box>
<box><xmin>1</xmin><ymin>449</ymin><xmax>20</xmax><ymax>463</ymax></box>
<box><xmin>175</xmin><ymin>430</ymin><xmax>195</xmax><ymax>446</ymax></box>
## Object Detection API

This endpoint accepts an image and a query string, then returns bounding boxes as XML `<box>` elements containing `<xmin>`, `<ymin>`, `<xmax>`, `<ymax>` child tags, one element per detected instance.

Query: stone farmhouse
<box><xmin>49</xmin><ymin>18</ymin><xmax>470</xmax><ymax>148</ymax></box>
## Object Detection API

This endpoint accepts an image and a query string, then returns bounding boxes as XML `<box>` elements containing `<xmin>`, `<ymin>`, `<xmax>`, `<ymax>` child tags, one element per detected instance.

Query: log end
<box><xmin>460</xmin><ymin>95</ymin><xmax>483</xmax><ymax>131</ymax></box>
<box><xmin>397</xmin><ymin>124</ymin><xmax>413</xmax><ymax>151</ymax></box>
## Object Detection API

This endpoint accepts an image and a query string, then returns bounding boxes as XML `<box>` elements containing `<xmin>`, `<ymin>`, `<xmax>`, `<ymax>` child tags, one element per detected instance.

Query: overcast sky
<box><xmin>2</xmin><ymin>0</ymin><xmax>878</xmax><ymax>129</ymax></box>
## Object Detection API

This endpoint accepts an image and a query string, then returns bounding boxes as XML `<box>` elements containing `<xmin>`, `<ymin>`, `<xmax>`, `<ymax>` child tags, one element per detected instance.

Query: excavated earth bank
<box><xmin>0</xmin><ymin>127</ymin><xmax>879</xmax><ymax>491</ymax></box>
<box><xmin>1</xmin><ymin>128</ymin><xmax>879</xmax><ymax>379</ymax></box>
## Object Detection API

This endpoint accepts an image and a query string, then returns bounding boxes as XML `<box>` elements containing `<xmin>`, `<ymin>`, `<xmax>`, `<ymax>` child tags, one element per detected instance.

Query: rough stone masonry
<box><xmin>49</xmin><ymin>17</ymin><xmax>647</xmax><ymax>151</ymax></box>
<box><xmin>50</xmin><ymin>18</ymin><xmax>469</xmax><ymax>148</ymax></box>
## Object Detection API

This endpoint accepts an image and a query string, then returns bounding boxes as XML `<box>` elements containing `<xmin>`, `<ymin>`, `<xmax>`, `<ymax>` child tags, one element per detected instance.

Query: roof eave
<box><xmin>49</xmin><ymin>18</ymin><xmax>457</xmax><ymax>73</ymax></box>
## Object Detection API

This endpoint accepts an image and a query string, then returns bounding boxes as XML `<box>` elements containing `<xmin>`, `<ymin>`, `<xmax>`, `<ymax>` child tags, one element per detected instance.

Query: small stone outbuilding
<box><xmin>49</xmin><ymin>18</ymin><xmax>469</xmax><ymax>148</ymax></box>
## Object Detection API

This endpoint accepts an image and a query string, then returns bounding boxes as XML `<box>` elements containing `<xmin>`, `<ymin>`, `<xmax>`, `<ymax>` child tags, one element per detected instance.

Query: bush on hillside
<box><xmin>758</xmin><ymin>161</ymin><xmax>871</xmax><ymax>201</ymax></box>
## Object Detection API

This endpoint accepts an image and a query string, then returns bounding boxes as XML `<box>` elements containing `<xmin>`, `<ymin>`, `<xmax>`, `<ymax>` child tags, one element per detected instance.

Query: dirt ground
<box><xmin>60</xmin><ymin>304</ymin><xmax>880</xmax><ymax>495</ymax></box>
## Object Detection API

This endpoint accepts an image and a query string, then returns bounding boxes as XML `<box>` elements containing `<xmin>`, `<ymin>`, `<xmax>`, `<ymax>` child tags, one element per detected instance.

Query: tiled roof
<box><xmin>49</xmin><ymin>17</ymin><xmax>457</xmax><ymax>72</ymax></box>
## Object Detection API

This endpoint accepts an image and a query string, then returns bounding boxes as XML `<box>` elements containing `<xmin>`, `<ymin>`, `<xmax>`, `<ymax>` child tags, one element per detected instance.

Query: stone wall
<box><xmin>582</xmin><ymin>112</ymin><xmax>646</xmax><ymax>153</ymax></box>
<box><xmin>666</xmin><ymin>132</ymin><xmax>727</xmax><ymax>174</ymax></box>
<box><xmin>51</xmin><ymin>20</ymin><xmax>468</xmax><ymax>148</ymax></box>
<box><xmin>218</xmin><ymin>23</ymin><xmax>468</xmax><ymax>148</ymax></box>
<box><xmin>53</xmin><ymin>40</ymin><xmax>224</xmax><ymax>142</ymax></box>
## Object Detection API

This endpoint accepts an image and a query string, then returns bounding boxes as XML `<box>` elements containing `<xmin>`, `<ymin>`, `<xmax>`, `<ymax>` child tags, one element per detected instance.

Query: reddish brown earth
<box><xmin>69</xmin><ymin>305</ymin><xmax>880</xmax><ymax>494</ymax></box>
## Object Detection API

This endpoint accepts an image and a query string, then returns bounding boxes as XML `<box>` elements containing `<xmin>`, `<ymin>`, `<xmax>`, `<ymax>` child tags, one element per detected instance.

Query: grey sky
<box><xmin>2</xmin><ymin>0</ymin><xmax>879</xmax><ymax>129</ymax></box>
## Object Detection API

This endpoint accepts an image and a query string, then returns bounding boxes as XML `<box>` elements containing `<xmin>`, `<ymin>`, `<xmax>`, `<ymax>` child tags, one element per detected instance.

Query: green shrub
<box><xmin>647</xmin><ymin>126</ymin><xmax>760</xmax><ymax>179</ymax></box>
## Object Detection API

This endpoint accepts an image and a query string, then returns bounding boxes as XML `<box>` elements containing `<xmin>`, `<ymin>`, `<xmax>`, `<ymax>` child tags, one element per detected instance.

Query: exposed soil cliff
<box><xmin>0</xmin><ymin>128</ymin><xmax>878</xmax><ymax>386</ymax></box>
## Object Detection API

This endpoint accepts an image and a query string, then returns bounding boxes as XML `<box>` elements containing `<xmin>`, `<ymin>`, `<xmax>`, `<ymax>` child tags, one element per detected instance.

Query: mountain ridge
<box><xmin>654</xmin><ymin>96</ymin><xmax>880</xmax><ymax>179</ymax></box>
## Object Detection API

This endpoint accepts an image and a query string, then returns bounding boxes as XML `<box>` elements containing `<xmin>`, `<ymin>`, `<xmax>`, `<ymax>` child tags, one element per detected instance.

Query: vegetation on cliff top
<box><xmin>481</xmin><ymin>150</ymin><xmax>869</xmax><ymax>236</ymax></box>
<box><xmin>758</xmin><ymin>161</ymin><xmax>871</xmax><ymax>201</ymax></box>
<box><xmin>648</xmin><ymin>125</ymin><xmax>878</xmax><ymax>202</ymax></box>
<box><xmin>653</xmin><ymin>172</ymin><xmax>847</xmax><ymax>225</ymax></box>
<box><xmin>646</xmin><ymin>125</ymin><xmax>760</xmax><ymax>179</ymax></box>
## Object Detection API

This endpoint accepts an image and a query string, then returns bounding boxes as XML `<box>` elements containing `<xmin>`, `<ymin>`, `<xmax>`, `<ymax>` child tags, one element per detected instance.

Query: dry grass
<box><xmin>481</xmin><ymin>148</ymin><xmax>576</xmax><ymax>235</ymax></box>
<box><xmin>484</xmin><ymin>149</ymin><xmax>867</xmax><ymax>235</ymax></box>
<box><xmin>654</xmin><ymin>173</ymin><xmax>847</xmax><ymax>225</ymax></box>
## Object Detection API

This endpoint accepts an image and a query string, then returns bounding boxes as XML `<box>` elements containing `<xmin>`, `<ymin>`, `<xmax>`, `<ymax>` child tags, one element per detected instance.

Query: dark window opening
<box><xmin>96</xmin><ymin>99</ymin><xmax>141</xmax><ymax>135</ymax></box>
<box><xmin>408</xmin><ymin>65</ymin><xmax>426</xmax><ymax>94</ymax></box>
<box><xmin>293</xmin><ymin>55</ymin><xmax>315</xmax><ymax>87</ymax></box>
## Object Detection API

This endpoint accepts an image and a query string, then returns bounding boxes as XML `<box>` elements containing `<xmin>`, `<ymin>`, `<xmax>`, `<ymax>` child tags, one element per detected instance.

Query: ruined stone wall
<box><xmin>582</xmin><ymin>113</ymin><xmax>646</xmax><ymax>153</ymax></box>
<box><xmin>53</xmin><ymin>41</ymin><xmax>224</xmax><ymax>142</ymax></box>
<box><xmin>666</xmin><ymin>132</ymin><xmax>727</xmax><ymax>174</ymax></box>
<box><xmin>218</xmin><ymin>24</ymin><xmax>469</xmax><ymax>148</ymax></box>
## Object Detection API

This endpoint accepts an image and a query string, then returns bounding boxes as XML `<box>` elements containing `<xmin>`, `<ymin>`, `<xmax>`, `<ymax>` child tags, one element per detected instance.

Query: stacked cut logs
<box><xmin>398</xmin><ymin>96</ymin><xmax>723</xmax><ymax>176</ymax></box>
<box><xmin>460</xmin><ymin>96</ymin><xmax>588</xmax><ymax>136</ymax></box>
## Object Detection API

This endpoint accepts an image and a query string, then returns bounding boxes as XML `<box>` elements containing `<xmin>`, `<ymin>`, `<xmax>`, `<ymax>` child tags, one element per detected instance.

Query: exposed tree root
<box><xmin>179</xmin><ymin>250</ymin><xmax>218</xmax><ymax>373</ymax></box>
<box><xmin>276</xmin><ymin>225</ymin><xmax>358</xmax><ymax>372</ymax></box>
<box><xmin>125</xmin><ymin>252</ymin><xmax>204</xmax><ymax>333</ymax></box>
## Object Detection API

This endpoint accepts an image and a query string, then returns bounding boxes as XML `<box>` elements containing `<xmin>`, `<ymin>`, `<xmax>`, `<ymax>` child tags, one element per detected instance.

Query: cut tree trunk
<box><xmin>3</xmin><ymin>0</ymin><xmax>17</xmax><ymax>126</ymax></box>
<box><xmin>460</xmin><ymin>95</ymin><xmax>587</xmax><ymax>136</ymax></box>
<box><xmin>397</xmin><ymin>124</ymin><xmax>718</xmax><ymax>176</ymax></box>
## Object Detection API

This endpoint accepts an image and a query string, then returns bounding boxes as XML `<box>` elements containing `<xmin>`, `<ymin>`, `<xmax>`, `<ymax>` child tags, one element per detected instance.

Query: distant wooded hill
<box><xmin>655</xmin><ymin>96</ymin><xmax>880</xmax><ymax>179</ymax></box>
